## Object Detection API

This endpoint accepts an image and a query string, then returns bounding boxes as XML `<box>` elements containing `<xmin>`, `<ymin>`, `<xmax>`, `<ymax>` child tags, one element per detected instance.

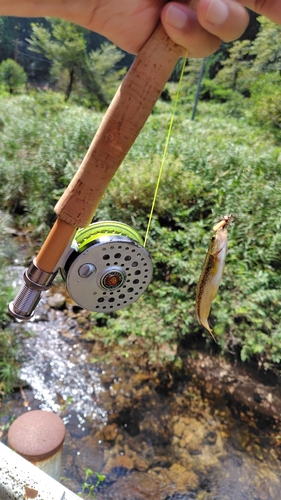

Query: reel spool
<box><xmin>63</xmin><ymin>221</ymin><xmax>153</xmax><ymax>313</ymax></box>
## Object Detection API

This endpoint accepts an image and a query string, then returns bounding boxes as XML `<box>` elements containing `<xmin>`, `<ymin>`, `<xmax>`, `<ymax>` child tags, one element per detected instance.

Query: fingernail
<box><xmin>205</xmin><ymin>0</ymin><xmax>229</xmax><ymax>25</ymax></box>
<box><xmin>165</xmin><ymin>5</ymin><xmax>188</xmax><ymax>30</ymax></box>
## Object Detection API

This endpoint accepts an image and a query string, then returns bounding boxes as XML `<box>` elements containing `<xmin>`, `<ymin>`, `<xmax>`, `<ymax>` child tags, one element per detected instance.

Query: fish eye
<box><xmin>211</xmin><ymin>235</ymin><xmax>216</xmax><ymax>241</ymax></box>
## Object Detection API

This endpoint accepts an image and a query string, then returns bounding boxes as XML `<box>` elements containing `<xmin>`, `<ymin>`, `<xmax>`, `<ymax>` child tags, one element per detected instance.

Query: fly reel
<box><xmin>63</xmin><ymin>221</ymin><xmax>153</xmax><ymax>313</ymax></box>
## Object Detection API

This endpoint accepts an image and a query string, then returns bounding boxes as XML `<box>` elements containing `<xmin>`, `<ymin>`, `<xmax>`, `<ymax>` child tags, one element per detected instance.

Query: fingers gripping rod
<box><xmin>9</xmin><ymin>19</ymin><xmax>186</xmax><ymax>320</ymax></box>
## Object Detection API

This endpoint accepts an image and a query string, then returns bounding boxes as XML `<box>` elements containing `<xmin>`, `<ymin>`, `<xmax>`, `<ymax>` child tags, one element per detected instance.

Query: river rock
<box><xmin>130</xmin><ymin>373</ymin><xmax>152</xmax><ymax>387</ymax></box>
<box><xmin>173</xmin><ymin>419</ymin><xmax>186</xmax><ymax>438</ymax></box>
<box><xmin>185</xmin><ymin>354</ymin><xmax>281</xmax><ymax>421</ymax></box>
<box><xmin>75</xmin><ymin>436</ymin><xmax>105</xmax><ymax>474</ymax></box>
<box><xmin>246</xmin><ymin>442</ymin><xmax>264</xmax><ymax>461</ymax></box>
<box><xmin>47</xmin><ymin>292</ymin><xmax>66</xmax><ymax>309</ymax></box>
<box><xmin>102</xmin><ymin>423</ymin><xmax>118</xmax><ymax>442</ymax></box>
<box><xmin>166</xmin><ymin>463</ymin><xmax>199</xmax><ymax>490</ymax></box>
<box><xmin>8</xmin><ymin>287</ymin><xmax>281</xmax><ymax>500</ymax></box>
<box><xmin>97</xmin><ymin>471</ymin><xmax>165</xmax><ymax>500</ymax></box>
<box><xmin>133</xmin><ymin>456</ymin><xmax>150</xmax><ymax>471</ymax></box>
<box><xmin>103</xmin><ymin>454</ymin><xmax>134</xmax><ymax>474</ymax></box>
<box><xmin>147</xmin><ymin>465</ymin><xmax>199</xmax><ymax>497</ymax></box>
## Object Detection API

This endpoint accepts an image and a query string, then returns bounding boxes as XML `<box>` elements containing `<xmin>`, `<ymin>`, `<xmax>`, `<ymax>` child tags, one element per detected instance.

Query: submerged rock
<box><xmin>102</xmin><ymin>423</ymin><xmax>118</xmax><ymax>442</ymax></box>
<box><xmin>103</xmin><ymin>454</ymin><xmax>134</xmax><ymax>474</ymax></box>
<box><xmin>47</xmin><ymin>292</ymin><xmax>66</xmax><ymax>310</ymax></box>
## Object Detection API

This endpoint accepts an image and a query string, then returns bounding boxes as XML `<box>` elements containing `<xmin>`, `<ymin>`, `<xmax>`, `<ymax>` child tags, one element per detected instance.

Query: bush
<box><xmin>0</xmin><ymin>93</ymin><xmax>101</xmax><ymax>235</ymax></box>
<box><xmin>201</xmin><ymin>78</ymin><xmax>246</xmax><ymax>118</ymax></box>
<box><xmin>2</xmin><ymin>93</ymin><xmax>281</xmax><ymax>371</ymax></box>
<box><xmin>0</xmin><ymin>59</ymin><xmax>27</xmax><ymax>94</ymax></box>
<box><xmin>92</xmin><ymin>102</ymin><xmax>281</xmax><ymax>368</ymax></box>
<box><xmin>248</xmin><ymin>72</ymin><xmax>281</xmax><ymax>132</ymax></box>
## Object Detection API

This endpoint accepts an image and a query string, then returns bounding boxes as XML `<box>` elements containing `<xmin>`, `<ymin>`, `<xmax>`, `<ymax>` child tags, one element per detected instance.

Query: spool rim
<box><xmin>75</xmin><ymin>221</ymin><xmax>143</xmax><ymax>252</ymax></box>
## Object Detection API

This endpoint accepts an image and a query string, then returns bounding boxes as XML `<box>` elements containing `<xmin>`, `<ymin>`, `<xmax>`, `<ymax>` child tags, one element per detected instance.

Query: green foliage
<box><xmin>204</xmin><ymin>17</ymin><xmax>281</xmax><ymax>130</ymax></box>
<box><xmin>2</xmin><ymin>79</ymin><xmax>281</xmax><ymax>371</ymax></box>
<box><xmin>0</xmin><ymin>330</ymin><xmax>19</xmax><ymax>395</ymax></box>
<box><xmin>28</xmin><ymin>19</ymin><xmax>125</xmax><ymax>107</ymax></box>
<box><xmin>0</xmin><ymin>59</ymin><xmax>27</xmax><ymax>94</ymax></box>
<box><xmin>206</xmin><ymin>16</ymin><xmax>281</xmax><ymax>131</ymax></box>
<box><xmin>0</xmin><ymin>93</ymin><xmax>100</xmax><ymax>234</ymax></box>
<box><xmin>84</xmin><ymin>43</ymin><xmax>126</xmax><ymax>101</ymax></box>
<box><xmin>201</xmin><ymin>78</ymin><xmax>245</xmax><ymax>119</ymax></box>
<box><xmin>250</xmin><ymin>16</ymin><xmax>281</xmax><ymax>74</ymax></box>
<box><xmin>248</xmin><ymin>72</ymin><xmax>281</xmax><ymax>130</ymax></box>
<box><xmin>0</xmin><ymin>17</ymin><xmax>45</xmax><ymax>67</ymax></box>
<box><xmin>28</xmin><ymin>20</ymin><xmax>90</xmax><ymax>102</ymax></box>
<box><xmin>173</xmin><ymin>58</ymin><xmax>201</xmax><ymax>96</ymax></box>
<box><xmin>29</xmin><ymin>19</ymin><xmax>87</xmax><ymax>70</ymax></box>
<box><xmin>84</xmin><ymin>98</ymin><xmax>281</xmax><ymax>369</ymax></box>
<box><xmin>211</xmin><ymin>17</ymin><xmax>281</xmax><ymax>96</ymax></box>
<box><xmin>78</xmin><ymin>469</ymin><xmax>105</xmax><ymax>498</ymax></box>
<box><xmin>214</xmin><ymin>40</ymin><xmax>253</xmax><ymax>93</ymax></box>
<box><xmin>204</xmin><ymin>42</ymin><xmax>232</xmax><ymax>79</ymax></box>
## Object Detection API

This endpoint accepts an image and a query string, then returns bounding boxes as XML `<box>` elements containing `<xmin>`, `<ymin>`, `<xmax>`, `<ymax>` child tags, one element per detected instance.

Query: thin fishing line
<box><xmin>144</xmin><ymin>53</ymin><xmax>187</xmax><ymax>247</ymax></box>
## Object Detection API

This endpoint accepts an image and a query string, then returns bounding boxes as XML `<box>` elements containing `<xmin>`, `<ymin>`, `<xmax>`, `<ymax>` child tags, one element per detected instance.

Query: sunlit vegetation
<box><xmin>28</xmin><ymin>19</ymin><xmax>126</xmax><ymax>106</ymax></box>
<box><xmin>1</xmin><ymin>15</ymin><xmax>281</xmax><ymax>394</ymax></box>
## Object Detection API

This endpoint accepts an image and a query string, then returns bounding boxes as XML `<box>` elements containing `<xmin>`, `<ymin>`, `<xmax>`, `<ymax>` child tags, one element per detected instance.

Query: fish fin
<box><xmin>201</xmin><ymin>318</ymin><xmax>217</xmax><ymax>343</ymax></box>
<box><xmin>207</xmin><ymin>327</ymin><xmax>217</xmax><ymax>343</ymax></box>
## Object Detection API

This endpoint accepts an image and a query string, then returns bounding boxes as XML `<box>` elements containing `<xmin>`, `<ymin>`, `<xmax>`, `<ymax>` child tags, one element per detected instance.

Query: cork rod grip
<box><xmin>54</xmin><ymin>22</ymin><xmax>184</xmax><ymax>228</ymax></box>
<box><xmin>36</xmin><ymin>14</ymin><xmax>190</xmax><ymax>272</ymax></box>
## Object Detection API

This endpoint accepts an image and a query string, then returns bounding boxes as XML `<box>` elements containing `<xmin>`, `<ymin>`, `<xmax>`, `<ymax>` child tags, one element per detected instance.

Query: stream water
<box><xmin>1</xmin><ymin>267</ymin><xmax>281</xmax><ymax>499</ymax></box>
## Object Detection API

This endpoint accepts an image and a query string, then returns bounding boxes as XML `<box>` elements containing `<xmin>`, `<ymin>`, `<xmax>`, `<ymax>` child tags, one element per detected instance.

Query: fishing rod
<box><xmin>9</xmin><ymin>12</ymin><xmax>187</xmax><ymax>320</ymax></box>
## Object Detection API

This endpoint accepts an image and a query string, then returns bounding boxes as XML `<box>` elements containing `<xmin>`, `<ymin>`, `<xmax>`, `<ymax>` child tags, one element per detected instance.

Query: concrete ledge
<box><xmin>0</xmin><ymin>442</ymin><xmax>79</xmax><ymax>500</ymax></box>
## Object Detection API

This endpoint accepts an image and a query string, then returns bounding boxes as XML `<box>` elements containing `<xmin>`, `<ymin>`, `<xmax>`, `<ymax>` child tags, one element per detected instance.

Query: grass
<box><xmin>1</xmin><ymin>86</ymin><xmax>281</xmax><ymax>377</ymax></box>
<box><xmin>0</xmin><ymin>91</ymin><xmax>102</xmax><ymax>236</ymax></box>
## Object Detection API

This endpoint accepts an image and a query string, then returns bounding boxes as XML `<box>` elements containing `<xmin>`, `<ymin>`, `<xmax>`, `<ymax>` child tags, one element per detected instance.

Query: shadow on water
<box><xmin>1</xmin><ymin>266</ymin><xmax>281</xmax><ymax>499</ymax></box>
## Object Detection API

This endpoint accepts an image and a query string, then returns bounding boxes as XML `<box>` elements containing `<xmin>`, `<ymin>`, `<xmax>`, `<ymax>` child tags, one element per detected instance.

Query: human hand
<box><xmin>85</xmin><ymin>0</ymin><xmax>281</xmax><ymax>56</ymax></box>
<box><xmin>161</xmin><ymin>0</ymin><xmax>281</xmax><ymax>57</ymax></box>
<box><xmin>66</xmin><ymin>0</ymin><xmax>248</xmax><ymax>55</ymax></box>
<box><xmin>1</xmin><ymin>0</ymin><xmax>280</xmax><ymax>56</ymax></box>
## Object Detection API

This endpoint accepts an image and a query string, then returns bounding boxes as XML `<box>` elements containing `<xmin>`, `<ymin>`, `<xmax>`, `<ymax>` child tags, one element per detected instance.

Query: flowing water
<box><xmin>1</xmin><ymin>266</ymin><xmax>281</xmax><ymax>499</ymax></box>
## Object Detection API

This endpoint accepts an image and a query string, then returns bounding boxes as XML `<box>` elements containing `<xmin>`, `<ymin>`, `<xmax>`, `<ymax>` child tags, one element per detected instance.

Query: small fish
<box><xmin>196</xmin><ymin>215</ymin><xmax>232</xmax><ymax>341</ymax></box>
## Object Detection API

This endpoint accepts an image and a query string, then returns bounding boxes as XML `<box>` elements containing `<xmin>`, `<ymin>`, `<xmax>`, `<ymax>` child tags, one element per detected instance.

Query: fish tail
<box><xmin>200</xmin><ymin>317</ymin><xmax>217</xmax><ymax>343</ymax></box>
<box><xmin>207</xmin><ymin>327</ymin><xmax>217</xmax><ymax>343</ymax></box>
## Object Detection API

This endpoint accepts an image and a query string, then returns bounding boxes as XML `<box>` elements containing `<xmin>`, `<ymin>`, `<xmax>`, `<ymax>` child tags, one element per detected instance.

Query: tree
<box><xmin>28</xmin><ymin>20</ymin><xmax>87</xmax><ymax>100</ymax></box>
<box><xmin>250</xmin><ymin>16</ymin><xmax>281</xmax><ymax>75</ymax></box>
<box><xmin>0</xmin><ymin>58</ymin><xmax>27</xmax><ymax>94</ymax></box>
<box><xmin>214</xmin><ymin>39</ymin><xmax>253</xmax><ymax>93</ymax></box>
<box><xmin>213</xmin><ymin>16</ymin><xmax>281</xmax><ymax>94</ymax></box>
<box><xmin>247</xmin><ymin>18</ymin><xmax>281</xmax><ymax>130</ymax></box>
<box><xmin>28</xmin><ymin>19</ymin><xmax>125</xmax><ymax>107</ymax></box>
<box><xmin>0</xmin><ymin>17</ymin><xmax>51</xmax><ymax>81</ymax></box>
<box><xmin>80</xmin><ymin>42</ymin><xmax>126</xmax><ymax>102</ymax></box>
<box><xmin>212</xmin><ymin>17</ymin><xmax>281</xmax><ymax>129</ymax></box>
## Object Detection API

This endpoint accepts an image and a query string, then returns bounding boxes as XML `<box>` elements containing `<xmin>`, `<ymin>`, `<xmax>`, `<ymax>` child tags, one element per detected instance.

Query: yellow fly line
<box><xmin>144</xmin><ymin>53</ymin><xmax>188</xmax><ymax>248</ymax></box>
